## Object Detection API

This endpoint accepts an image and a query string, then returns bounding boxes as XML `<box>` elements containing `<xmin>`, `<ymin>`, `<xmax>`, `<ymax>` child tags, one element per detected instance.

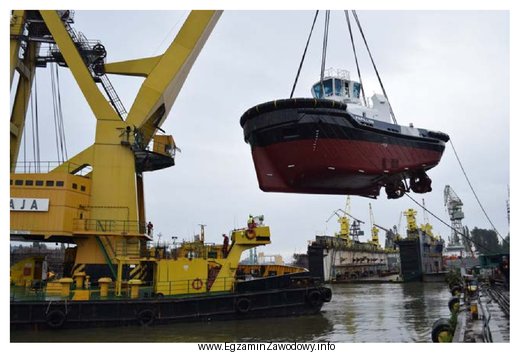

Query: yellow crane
<box><xmin>10</xmin><ymin>10</ymin><xmax>231</xmax><ymax>289</ymax></box>
<box><xmin>419</xmin><ymin>198</ymin><xmax>440</xmax><ymax>241</ymax></box>
<box><xmin>368</xmin><ymin>203</ymin><xmax>380</xmax><ymax>248</ymax></box>
<box><xmin>338</xmin><ymin>197</ymin><xmax>352</xmax><ymax>242</ymax></box>
<box><xmin>326</xmin><ymin>197</ymin><xmax>354</xmax><ymax>245</ymax></box>
<box><xmin>403</xmin><ymin>208</ymin><xmax>419</xmax><ymax>235</ymax></box>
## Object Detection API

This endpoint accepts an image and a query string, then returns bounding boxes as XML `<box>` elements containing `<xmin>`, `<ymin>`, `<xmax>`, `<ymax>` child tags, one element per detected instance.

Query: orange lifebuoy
<box><xmin>192</xmin><ymin>278</ymin><xmax>203</xmax><ymax>290</ymax></box>
<box><xmin>246</xmin><ymin>229</ymin><xmax>256</xmax><ymax>240</ymax></box>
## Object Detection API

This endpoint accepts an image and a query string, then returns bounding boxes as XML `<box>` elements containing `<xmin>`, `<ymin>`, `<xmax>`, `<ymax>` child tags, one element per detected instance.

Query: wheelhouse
<box><xmin>311</xmin><ymin>70</ymin><xmax>362</xmax><ymax>104</ymax></box>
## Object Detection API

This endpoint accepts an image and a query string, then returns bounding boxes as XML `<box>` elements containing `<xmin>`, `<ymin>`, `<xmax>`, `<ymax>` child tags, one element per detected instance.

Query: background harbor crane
<box><xmin>443</xmin><ymin>185</ymin><xmax>471</xmax><ymax>254</ymax></box>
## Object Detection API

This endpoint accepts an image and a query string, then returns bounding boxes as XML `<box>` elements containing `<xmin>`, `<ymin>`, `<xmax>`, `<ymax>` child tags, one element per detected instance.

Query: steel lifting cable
<box><xmin>152</xmin><ymin>11</ymin><xmax>190</xmax><ymax>55</ymax></box>
<box><xmin>35</xmin><ymin>70</ymin><xmax>41</xmax><ymax>170</ymax></box>
<box><xmin>36</xmin><ymin>75</ymin><xmax>41</xmax><ymax>171</ymax></box>
<box><xmin>55</xmin><ymin>64</ymin><xmax>68</xmax><ymax>161</ymax></box>
<box><xmin>320</xmin><ymin>10</ymin><xmax>331</xmax><ymax>93</ymax></box>
<box><xmin>352</xmin><ymin>10</ymin><xmax>397</xmax><ymax>124</ymax></box>
<box><xmin>404</xmin><ymin>193</ymin><xmax>496</xmax><ymax>254</ymax></box>
<box><xmin>290</xmin><ymin>10</ymin><xmax>320</xmax><ymax>98</ymax></box>
<box><xmin>449</xmin><ymin>139</ymin><xmax>508</xmax><ymax>244</ymax></box>
<box><xmin>22</xmin><ymin>72</ymin><xmax>27</xmax><ymax>173</ymax></box>
<box><xmin>30</xmin><ymin>71</ymin><xmax>37</xmax><ymax>170</ymax></box>
<box><xmin>344</xmin><ymin>10</ymin><xmax>367</xmax><ymax>106</ymax></box>
<box><xmin>50</xmin><ymin>63</ymin><xmax>68</xmax><ymax>163</ymax></box>
<box><xmin>30</xmin><ymin>69</ymin><xmax>41</xmax><ymax>172</ymax></box>
<box><xmin>50</xmin><ymin>63</ymin><xmax>62</xmax><ymax>163</ymax></box>
<box><xmin>55</xmin><ymin>63</ymin><xmax>66</xmax><ymax>161</ymax></box>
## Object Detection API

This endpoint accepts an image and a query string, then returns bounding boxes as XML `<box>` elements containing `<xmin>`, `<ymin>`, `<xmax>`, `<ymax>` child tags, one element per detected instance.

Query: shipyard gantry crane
<box><xmin>326</xmin><ymin>197</ymin><xmax>353</xmax><ymax>245</ymax></box>
<box><xmin>443</xmin><ymin>185</ymin><xmax>471</xmax><ymax>252</ymax></box>
<box><xmin>10</xmin><ymin>10</ymin><xmax>222</xmax><ymax>283</ymax></box>
<box><xmin>368</xmin><ymin>203</ymin><xmax>384</xmax><ymax>248</ymax></box>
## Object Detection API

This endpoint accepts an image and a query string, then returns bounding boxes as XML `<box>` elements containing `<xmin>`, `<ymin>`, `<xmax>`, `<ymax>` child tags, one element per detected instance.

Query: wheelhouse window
<box><xmin>312</xmin><ymin>79</ymin><xmax>333</xmax><ymax>98</ymax></box>
<box><xmin>312</xmin><ymin>84</ymin><xmax>321</xmax><ymax>98</ymax></box>
<box><xmin>343</xmin><ymin>81</ymin><xmax>350</xmax><ymax>97</ymax></box>
<box><xmin>323</xmin><ymin>79</ymin><xmax>333</xmax><ymax>97</ymax></box>
<box><xmin>334</xmin><ymin>79</ymin><xmax>344</xmax><ymax>96</ymax></box>
<box><xmin>352</xmin><ymin>82</ymin><xmax>361</xmax><ymax>99</ymax></box>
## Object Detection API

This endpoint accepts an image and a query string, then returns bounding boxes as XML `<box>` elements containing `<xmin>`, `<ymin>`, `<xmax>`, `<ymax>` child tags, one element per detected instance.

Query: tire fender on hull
<box><xmin>306</xmin><ymin>290</ymin><xmax>323</xmax><ymax>307</ymax></box>
<box><xmin>235</xmin><ymin>297</ymin><xmax>252</xmax><ymax>314</ymax></box>
<box><xmin>321</xmin><ymin>287</ymin><xmax>332</xmax><ymax>302</ymax></box>
<box><xmin>448</xmin><ymin>296</ymin><xmax>460</xmax><ymax>314</ymax></box>
<box><xmin>45</xmin><ymin>309</ymin><xmax>67</xmax><ymax>329</ymax></box>
<box><xmin>137</xmin><ymin>309</ymin><xmax>156</xmax><ymax>327</ymax></box>
<box><xmin>431</xmin><ymin>318</ymin><xmax>453</xmax><ymax>342</ymax></box>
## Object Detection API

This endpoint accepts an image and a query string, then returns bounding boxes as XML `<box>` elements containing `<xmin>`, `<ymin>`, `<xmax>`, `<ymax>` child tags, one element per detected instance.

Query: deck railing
<box><xmin>73</xmin><ymin>219</ymin><xmax>146</xmax><ymax>235</ymax></box>
<box><xmin>155</xmin><ymin>276</ymin><xmax>234</xmax><ymax>296</ymax></box>
<box><xmin>10</xmin><ymin>276</ymin><xmax>236</xmax><ymax>302</ymax></box>
<box><xmin>12</xmin><ymin>161</ymin><xmax>92</xmax><ymax>175</ymax></box>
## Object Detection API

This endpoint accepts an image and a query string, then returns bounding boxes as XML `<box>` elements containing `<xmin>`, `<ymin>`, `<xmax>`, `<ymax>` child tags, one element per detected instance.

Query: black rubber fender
<box><xmin>137</xmin><ymin>309</ymin><xmax>155</xmax><ymax>327</ymax></box>
<box><xmin>235</xmin><ymin>297</ymin><xmax>251</xmax><ymax>314</ymax></box>
<box><xmin>431</xmin><ymin>318</ymin><xmax>453</xmax><ymax>342</ymax></box>
<box><xmin>321</xmin><ymin>287</ymin><xmax>332</xmax><ymax>302</ymax></box>
<box><xmin>428</xmin><ymin>130</ymin><xmax>450</xmax><ymax>142</ymax></box>
<box><xmin>448</xmin><ymin>296</ymin><xmax>460</xmax><ymax>313</ymax></box>
<box><xmin>45</xmin><ymin>309</ymin><xmax>66</xmax><ymax>329</ymax></box>
<box><xmin>240</xmin><ymin>98</ymin><xmax>348</xmax><ymax>127</ymax></box>
<box><xmin>306</xmin><ymin>290</ymin><xmax>323</xmax><ymax>307</ymax></box>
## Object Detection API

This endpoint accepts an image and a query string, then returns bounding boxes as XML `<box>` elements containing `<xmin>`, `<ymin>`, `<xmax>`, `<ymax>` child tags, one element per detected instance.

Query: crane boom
<box><xmin>106</xmin><ymin>11</ymin><xmax>222</xmax><ymax>145</ymax></box>
<box><xmin>368</xmin><ymin>203</ymin><xmax>380</xmax><ymax>247</ymax></box>
<box><xmin>336</xmin><ymin>209</ymin><xmax>365</xmax><ymax>224</ymax></box>
<box><xmin>443</xmin><ymin>185</ymin><xmax>470</xmax><ymax>251</ymax></box>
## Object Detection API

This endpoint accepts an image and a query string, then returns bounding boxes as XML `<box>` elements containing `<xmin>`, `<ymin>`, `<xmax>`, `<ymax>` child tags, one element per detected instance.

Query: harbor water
<box><xmin>11</xmin><ymin>282</ymin><xmax>457</xmax><ymax>343</ymax></box>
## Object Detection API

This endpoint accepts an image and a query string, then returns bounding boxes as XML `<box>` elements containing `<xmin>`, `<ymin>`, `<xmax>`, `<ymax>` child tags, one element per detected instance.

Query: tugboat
<box><xmin>240</xmin><ymin>69</ymin><xmax>449</xmax><ymax>199</ymax></box>
<box><xmin>10</xmin><ymin>216</ymin><xmax>332</xmax><ymax>330</ymax></box>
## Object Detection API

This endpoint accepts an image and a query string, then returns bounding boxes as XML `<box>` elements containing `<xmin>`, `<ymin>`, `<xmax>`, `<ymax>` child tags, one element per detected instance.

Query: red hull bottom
<box><xmin>252</xmin><ymin>139</ymin><xmax>443</xmax><ymax>197</ymax></box>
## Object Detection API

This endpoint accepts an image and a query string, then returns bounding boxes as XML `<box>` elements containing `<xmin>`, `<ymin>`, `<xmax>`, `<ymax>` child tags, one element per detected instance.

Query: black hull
<box><xmin>422</xmin><ymin>272</ymin><xmax>448</xmax><ymax>282</ymax></box>
<box><xmin>397</xmin><ymin>239</ymin><xmax>423</xmax><ymax>282</ymax></box>
<box><xmin>397</xmin><ymin>236</ymin><xmax>445</xmax><ymax>283</ymax></box>
<box><xmin>11</xmin><ymin>274</ymin><xmax>331</xmax><ymax>330</ymax></box>
<box><xmin>240</xmin><ymin>98</ymin><xmax>449</xmax><ymax>150</ymax></box>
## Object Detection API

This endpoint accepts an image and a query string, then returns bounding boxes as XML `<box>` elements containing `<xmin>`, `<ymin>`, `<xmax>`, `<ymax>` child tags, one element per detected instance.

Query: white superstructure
<box><xmin>311</xmin><ymin>68</ymin><xmax>392</xmax><ymax>123</ymax></box>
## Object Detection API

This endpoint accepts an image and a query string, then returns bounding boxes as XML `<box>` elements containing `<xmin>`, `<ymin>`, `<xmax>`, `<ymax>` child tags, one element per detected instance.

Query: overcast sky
<box><xmin>8</xmin><ymin>8</ymin><xmax>511</xmax><ymax>261</ymax></box>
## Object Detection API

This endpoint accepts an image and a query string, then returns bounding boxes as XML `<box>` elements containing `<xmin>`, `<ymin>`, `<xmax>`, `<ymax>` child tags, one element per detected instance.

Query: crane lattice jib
<box><xmin>444</xmin><ymin>185</ymin><xmax>465</xmax><ymax>220</ymax></box>
<box><xmin>443</xmin><ymin>185</ymin><xmax>470</xmax><ymax>250</ymax></box>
